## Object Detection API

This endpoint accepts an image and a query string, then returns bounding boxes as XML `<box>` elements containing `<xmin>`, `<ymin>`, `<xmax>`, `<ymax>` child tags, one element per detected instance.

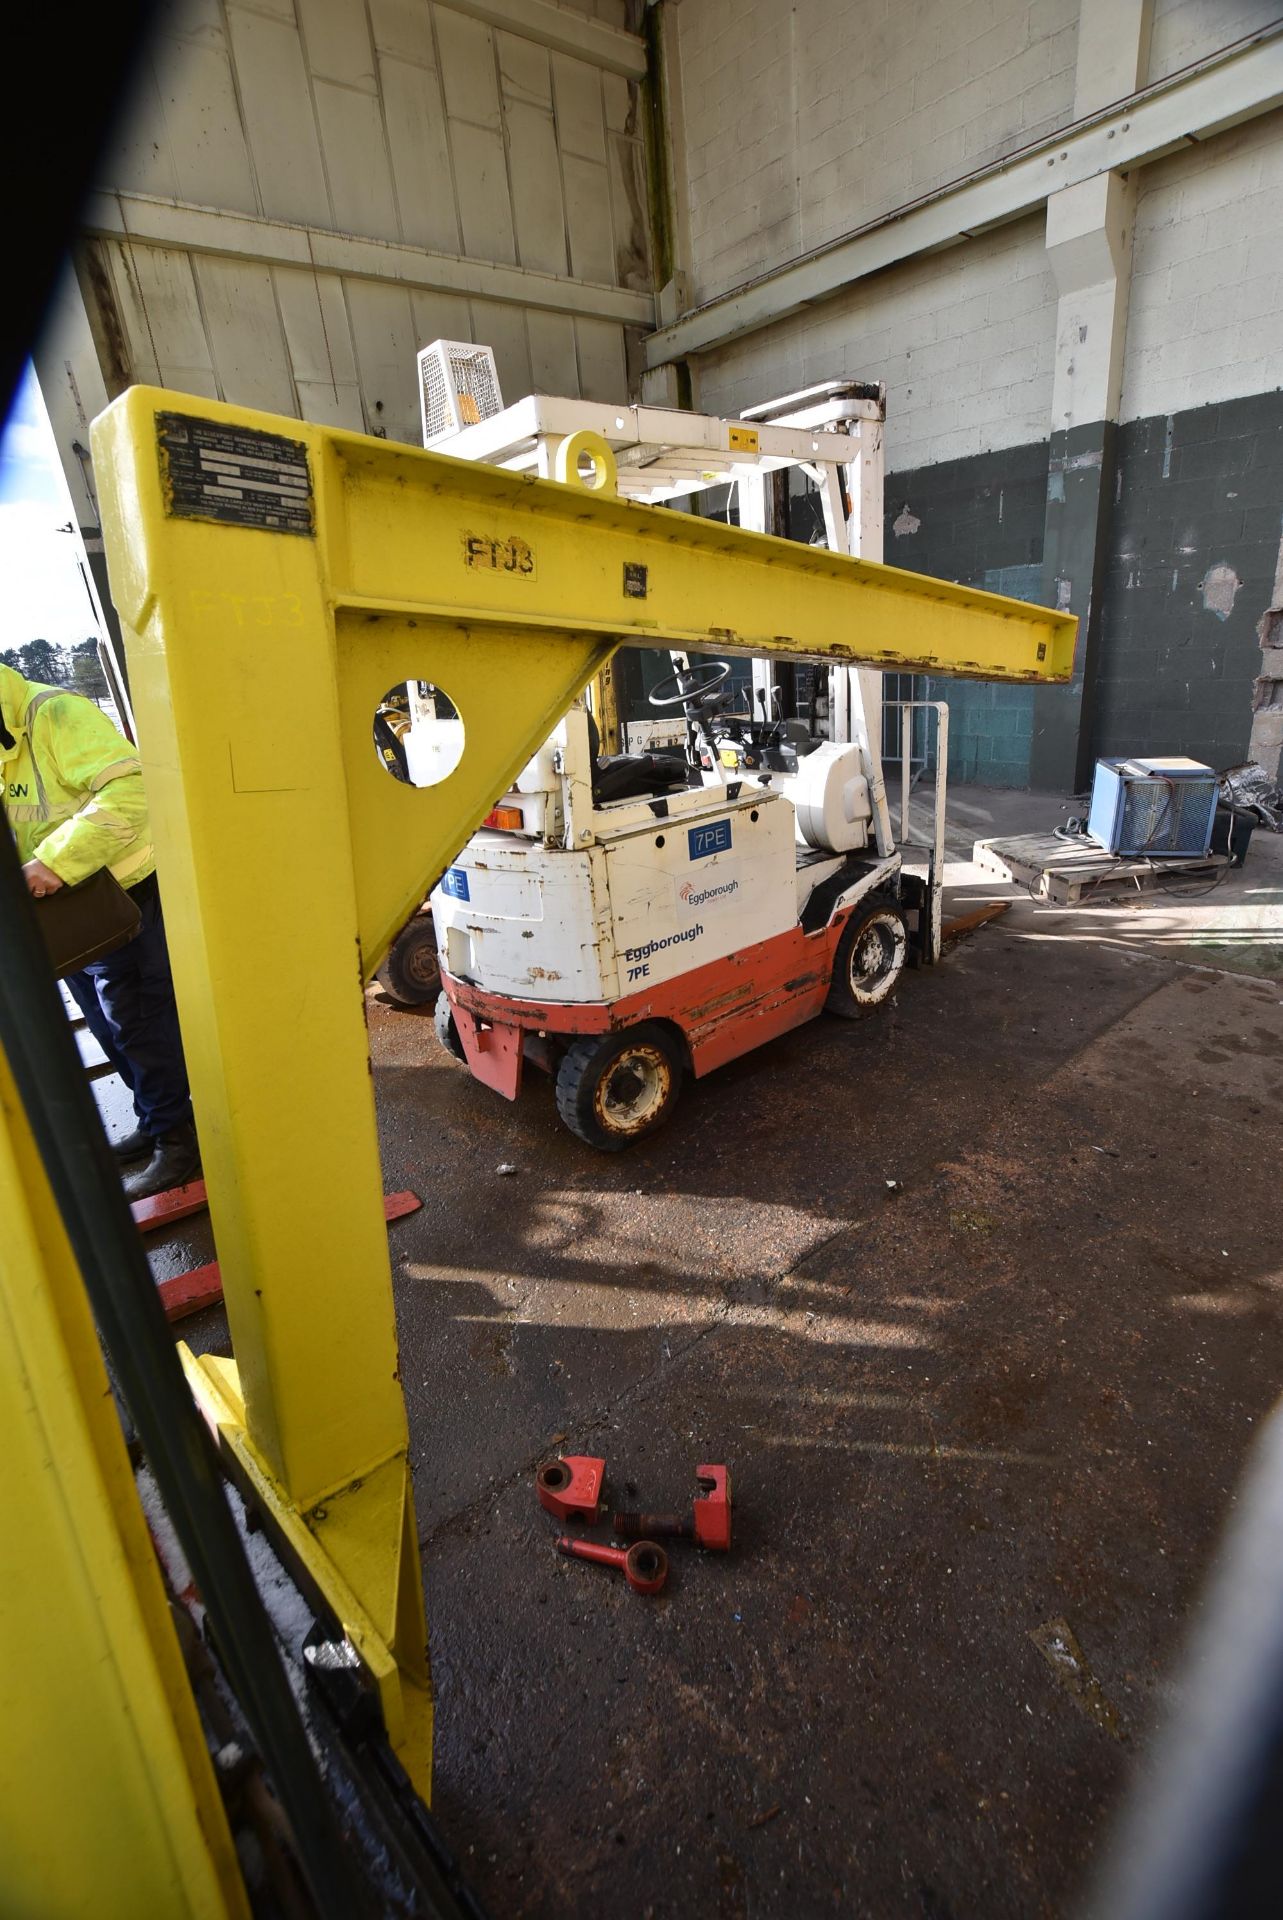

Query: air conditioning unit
<box><xmin>417</xmin><ymin>339</ymin><xmax>504</xmax><ymax>447</ymax></box>
<box><xmin>1087</xmin><ymin>757</ymin><xmax>1218</xmax><ymax>858</ymax></box>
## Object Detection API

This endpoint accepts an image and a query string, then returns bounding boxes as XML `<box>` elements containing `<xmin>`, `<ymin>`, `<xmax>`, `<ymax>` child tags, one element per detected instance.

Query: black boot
<box><xmin>111</xmin><ymin>1127</ymin><xmax>154</xmax><ymax>1162</ymax></box>
<box><xmin>123</xmin><ymin>1122</ymin><xmax>202</xmax><ymax>1202</ymax></box>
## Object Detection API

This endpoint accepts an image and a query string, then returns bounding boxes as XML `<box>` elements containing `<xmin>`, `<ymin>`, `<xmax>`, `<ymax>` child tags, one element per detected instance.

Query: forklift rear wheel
<box><xmin>376</xmin><ymin>914</ymin><xmax>440</xmax><ymax>1006</ymax></box>
<box><xmin>555</xmin><ymin>1024</ymin><xmax>683</xmax><ymax>1151</ymax></box>
<box><xmin>826</xmin><ymin>897</ymin><xmax>907</xmax><ymax>1018</ymax></box>
<box><xmin>433</xmin><ymin>990</ymin><xmax>466</xmax><ymax>1063</ymax></box>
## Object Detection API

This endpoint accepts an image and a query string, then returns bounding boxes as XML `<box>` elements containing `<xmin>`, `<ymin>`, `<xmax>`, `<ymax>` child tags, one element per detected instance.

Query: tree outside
<box><xmin>70</xmin><ymin>639</ymin><xmax>110</xmax><ymax>706</ymax></box>
<box><xmin>0</xmin><ymin>636</ymin><xmax>110</xmax><ymax>704</ymax></box>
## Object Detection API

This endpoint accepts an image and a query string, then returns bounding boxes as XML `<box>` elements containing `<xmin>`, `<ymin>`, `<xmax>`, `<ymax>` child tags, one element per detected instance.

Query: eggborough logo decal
<box><xmin>680</xmin><ymin>877</ymin><xmax>739</xmax><ymax>909</ymax></box>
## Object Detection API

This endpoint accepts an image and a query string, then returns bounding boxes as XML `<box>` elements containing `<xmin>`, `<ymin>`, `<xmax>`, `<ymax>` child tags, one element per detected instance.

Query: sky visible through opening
<box><xmin>0</xmin><ymin>365</ymin><xmax>101</xmax><ymax>653</ymax></box>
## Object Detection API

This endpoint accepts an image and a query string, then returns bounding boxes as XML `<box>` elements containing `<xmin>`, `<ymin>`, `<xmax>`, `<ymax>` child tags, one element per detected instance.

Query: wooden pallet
<box><xmin>973</xmin><ymin>832</ymin><xmax>1229</xmax><ymax>906</ymax></box>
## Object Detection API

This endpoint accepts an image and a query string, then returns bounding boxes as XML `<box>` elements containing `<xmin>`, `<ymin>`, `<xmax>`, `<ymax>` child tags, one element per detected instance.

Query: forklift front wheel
<box><xmin>825</xmin><ymin>897</ymin><xmax>908</xmax><ymax>1018</ymax></box>
<box><xmin>555</xmin><ymin>1024</ymin><xmax>683</xmax><ymax>1151</ymax></box>
<box><xmin>376</xmin><ymin>913</ymin><xmax>440</xmax><ymax>1007</ymax></box>
<box><xmin>433</xmin><ymin>990</ymin><xmax>467</xmax><ymax>1063</ymax></box>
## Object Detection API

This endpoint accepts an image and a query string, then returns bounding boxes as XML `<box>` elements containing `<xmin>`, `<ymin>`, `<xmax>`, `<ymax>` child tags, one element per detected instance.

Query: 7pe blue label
<box><xmin>688</xmin><ymin>819</ymin><xmax>732</xmax><ymax>861</ymax></box>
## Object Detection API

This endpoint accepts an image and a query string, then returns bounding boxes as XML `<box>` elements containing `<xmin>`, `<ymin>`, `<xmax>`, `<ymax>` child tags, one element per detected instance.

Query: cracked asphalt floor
<box><xmin>158</xmin><ymin>817</ymin><xmax>1283</xmax><ymax>1918</ymax></box>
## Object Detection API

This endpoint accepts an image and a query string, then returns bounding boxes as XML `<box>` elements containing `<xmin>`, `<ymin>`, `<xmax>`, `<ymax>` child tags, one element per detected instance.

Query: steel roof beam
<box><xmin>82</xmin><ymin>191</ymin><xmax>656</xmax><ymax>330</ymax></box>
<box><xmin>435</xmin><ymin>0</ymin><xmax>648</xmax><ymax>79</ymax></box>
<box><xmin>645</xmin><ymin>28</ymin><xmax>1283</xmax><ymax>368</ymax></box>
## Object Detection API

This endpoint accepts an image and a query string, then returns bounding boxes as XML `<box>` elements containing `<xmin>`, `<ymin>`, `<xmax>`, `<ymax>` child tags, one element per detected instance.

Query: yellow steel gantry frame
<box><xmin>56</xmin><ymin>388</ymin><xmax>1073</xmax><ymax>1836</ymax></box>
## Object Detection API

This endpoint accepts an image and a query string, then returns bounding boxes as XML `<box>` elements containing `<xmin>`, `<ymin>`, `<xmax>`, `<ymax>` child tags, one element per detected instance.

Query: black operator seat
<box><xmin>585</xmin><ymin>709</ymin><xmax>690</xmax><ymax>805</ymax></box>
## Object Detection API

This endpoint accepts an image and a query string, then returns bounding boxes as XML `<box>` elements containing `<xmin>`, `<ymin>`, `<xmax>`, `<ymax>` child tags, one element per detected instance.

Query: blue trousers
<box><xmin>67</xmin><ymin>872</ymin><xmax>193</xmax><ymax>1139</ymax></box>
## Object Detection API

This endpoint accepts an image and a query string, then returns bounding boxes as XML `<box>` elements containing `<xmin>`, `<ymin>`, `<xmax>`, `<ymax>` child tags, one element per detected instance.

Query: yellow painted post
<box><xmin>91</xmin><ymin>386</ymin><xmax>1074</xmax><ymax>1801</ymax></box>
<box><xmin>91</xmin><ymin>391</ymin><xmax>620</xmax><ymax>1793</ymax></box>
<box><xmin>0</xmin><ymin>1044</ymin><xmax>247</xmax><ymax>1919</ymax></box>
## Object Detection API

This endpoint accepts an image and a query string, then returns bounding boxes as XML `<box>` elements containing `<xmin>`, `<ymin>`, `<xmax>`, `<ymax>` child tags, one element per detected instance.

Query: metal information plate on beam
<box><xmin>157</xmin><ymin>413</ymin><xmax>314</xmax><ymax>536</ymax></box>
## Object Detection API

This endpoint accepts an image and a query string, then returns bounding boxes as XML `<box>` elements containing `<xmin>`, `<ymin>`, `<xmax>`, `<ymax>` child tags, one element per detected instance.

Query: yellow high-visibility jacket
<box><xmin>0</xmin><ymin>664</ymin><xmax>154</xmax><ymax>888</ymax></box>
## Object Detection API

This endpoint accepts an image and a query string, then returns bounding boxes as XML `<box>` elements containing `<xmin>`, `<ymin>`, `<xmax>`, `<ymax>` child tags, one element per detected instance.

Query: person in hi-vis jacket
<box><xmin>1</xmin><ymin>661</ymin><xmax>197</xmax><ymax>1199</ymax></box>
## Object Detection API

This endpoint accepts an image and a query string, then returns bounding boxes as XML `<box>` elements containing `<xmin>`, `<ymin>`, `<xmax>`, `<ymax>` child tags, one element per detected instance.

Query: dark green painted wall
<box><xmin>1093</xmin><ymin>392</ymin><xmax>1283</xmax><ymax>771</ymax></box>
<box><xmin>883</xmin><ymin>441</ymin><xmax>1046</xmax><ymax>787</ymax></box>
<box><xmin>881</xmin><ymin>391</ymin><xmax>1283</xmax><ymax>789</ymax></box>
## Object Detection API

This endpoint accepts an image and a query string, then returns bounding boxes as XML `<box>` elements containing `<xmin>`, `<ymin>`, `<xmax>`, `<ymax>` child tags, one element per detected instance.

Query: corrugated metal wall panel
<box><xmin>526</xmin><ymin>309</ymin><xmax>580</xmax><ymax>392</ymax></box>
<box><xmin>574</xmin><ymin>314</ymin><xmax>626</xmax><ymax>399</ymax></box>
<box><xmin>471</xmin><ymin>298</ymin><xmax>535</xmax><ymax>402</ymax></box>
<box><xmin>315</xmin><ymin>83</ymin><xmax>403</xmax><ymax>242</ymax></box>
<box><xmin>563</xmin><ymin>153</ymin><xmax>616</xmax><ymax>285</ymax></box>
<box><xmin>150</xmin><ymin>29</ymin><xmax>259</xmax><ymax>213</ymax></box>
<box><xmin>508</xmin><ymin>102</ymin><xmax>570</xmax><ymax>275</ymax></box>
<box><xmin>274</xmin><ymin>264</ymin><xmax>366</xmax><ymax>427</ymax></box>
<box><xmin>345</xmin><ymin>281</ymin><xmax>423</xmax><ymax>440</ymax></box>
<box><xmin>193</xmin><ymin>258</ymin><xmax>299</xmax><ymax>415</ymax></box>
<box><xmin>380</xmin><ymin>57</ymin><xmax>464</xmax><ymax>253</ymax></box>
<box><xmin>111</xmin><ymin>244</ymin><xmax>219</xmax><ymax>396</ymax></box>
<box><xmin>70</xmin><ymin>0</ymin><xmax>652</xmax><ymax>452</ymax></box>
<box><xmin>224</xmin><ymin>9</ymin><xmax>333</xmax><ymax>225</ymax></box>
<box><xmin>295</xmin><ymin>0</ymin><xmax>379</xmax><ymax>87</ymax></box>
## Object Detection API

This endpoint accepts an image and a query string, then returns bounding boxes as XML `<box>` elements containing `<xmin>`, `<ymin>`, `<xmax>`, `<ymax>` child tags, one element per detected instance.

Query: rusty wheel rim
<box><xmin>594</xmin><ymin>1045</ymin><xmax>672</xmax><ymax>1135</ymax></box>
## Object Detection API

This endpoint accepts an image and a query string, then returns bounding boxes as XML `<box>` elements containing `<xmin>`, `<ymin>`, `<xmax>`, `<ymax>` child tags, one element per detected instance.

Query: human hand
<box><xmin>23</xmin><ymin>858</ymin><xmax>64</xmax><ymax>898</ymax></box>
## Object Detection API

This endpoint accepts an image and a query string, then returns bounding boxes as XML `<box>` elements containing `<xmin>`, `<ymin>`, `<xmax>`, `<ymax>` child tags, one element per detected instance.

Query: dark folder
<box><xmin>32</xmin><ymin>868</ymin><xmax>143</xmax><ymax>977</ymax></box>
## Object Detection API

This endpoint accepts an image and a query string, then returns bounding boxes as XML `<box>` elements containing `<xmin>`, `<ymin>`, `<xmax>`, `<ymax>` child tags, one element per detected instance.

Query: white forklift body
<box><xmin>429</xmin><ymin>657</ymin><xmax>909</xmax><ymax>1148</ymax></box>
<box><xmin>396</xmin><ymin>347</ymin><xmax>947</xmax><ymax>1146</ymax></box>
<box><xmin>433</xmin><ymin>709</ymin><xmax>890</xmax><ymax>1008</ymax></box>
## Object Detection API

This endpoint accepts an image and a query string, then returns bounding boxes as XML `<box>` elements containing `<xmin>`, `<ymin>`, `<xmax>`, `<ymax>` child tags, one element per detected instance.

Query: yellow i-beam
<box><xmin>91</xmin><ymin>389</ymin><xmax>1074</xmax><ymax>1800</ymax></box>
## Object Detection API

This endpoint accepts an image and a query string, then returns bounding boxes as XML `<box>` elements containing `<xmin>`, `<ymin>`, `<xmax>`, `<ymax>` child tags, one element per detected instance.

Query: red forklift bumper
<box><xmin>440</xmin><ymin>904</ymin><xmax>844</xmax><ymax>1099</ymax></box>
<box><xmin>443</xmin><ymin>974</ymin><xmax>613</xmax><ymax>1100</ymax></box>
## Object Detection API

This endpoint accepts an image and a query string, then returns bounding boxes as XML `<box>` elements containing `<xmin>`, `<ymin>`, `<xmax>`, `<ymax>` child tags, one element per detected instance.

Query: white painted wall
<box><xmin>678</xmin><ymin>0</ymin><xmax>1078</xmax><ymax>308</ymax></box>
<box><xmin>1120</xmin><ymin>104</ymin><xmax>1283</xmax><ymax>422</ymax></box>
<box><xmin>697</xmin><ymin>214</ymin><xmax>1059</xmax><ymax>474</ymax></box>
<box><xmin>674</xmin><ymin>0</ymin><xmax>1283</xmax><ymax>473</ymax></box>
<box><xmin>1147</xmin><ymin>0</ymin><xmax>1283</xmax><ymax>82</ymax></box>
<box><xmin>74</xmin><ymin>0</ymin><xmax>651</xmax><ymax>452</ymax></box>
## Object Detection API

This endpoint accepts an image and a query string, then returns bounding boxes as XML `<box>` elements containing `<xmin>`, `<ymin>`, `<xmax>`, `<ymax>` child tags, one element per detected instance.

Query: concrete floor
<box><xmin>121</xmin><ymin>786</ymin><xmax>1283</xmax><ymax>1918</ymax></box>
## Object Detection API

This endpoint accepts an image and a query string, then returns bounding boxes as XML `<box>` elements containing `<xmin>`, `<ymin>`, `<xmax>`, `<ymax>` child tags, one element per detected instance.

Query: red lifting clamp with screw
<box><xmin>556</xmin><ymin>1535</ymin><xmax>668</xmax><ymax>1595</ymax></box>
<box><xmin>536</xmin><ymin>1454</ymin><xmax>605</xmax><ymax>1524</ymax></box>
<box><xmin>613</xmin><ymin>1463</ymin><xmax>732</xmax><ymax>1552</ymax></box>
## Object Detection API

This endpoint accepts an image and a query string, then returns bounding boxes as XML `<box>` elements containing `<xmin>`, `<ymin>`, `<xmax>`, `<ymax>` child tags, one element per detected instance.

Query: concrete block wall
<box><xmin>884</xmin><ymin>452</ymin><xmax>1049</xmax><ymax>786</ymax></box>
<box><xmin>698</xmin><ymin>214</ymin><xmax>1060</xmax><ymax>475</ymax></box>
<box><xmin>679</xmin><ymin>0</ymin><xmax>1078</xmax><ymax>306</ymax></box>
<box><xmin>1121</xmin><ymin>109</ymin><xmax>1283</xmax><ymax>423</ymax></box>
<box><xmin>1147</xmin><ymin>0</ymin><xmax>1283</xmax><ymax>82</ymax></box>
<box><xmin>1094</xmin><ymin>393</ymin><xmax>1283</xmax><ymax>769</ymax></box>
<box><xmin>674</xmin><ymin>3</ymin><xmax>1283</xmax><ymax>789</ymax></box>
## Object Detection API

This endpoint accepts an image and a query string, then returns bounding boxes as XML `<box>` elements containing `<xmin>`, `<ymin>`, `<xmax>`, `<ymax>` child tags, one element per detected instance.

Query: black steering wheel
<box><xmin>648</xmin><ymin>660</ymin><xmax>732</xmax><ymax>710</ymax></box>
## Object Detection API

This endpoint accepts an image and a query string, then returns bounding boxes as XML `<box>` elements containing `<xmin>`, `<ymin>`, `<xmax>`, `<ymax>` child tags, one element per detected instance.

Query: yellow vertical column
<box><xmin>0</xmin><ymin>1045</ymin><xmax>247</xmax><ymax>1919</ymax></box>
<box><xmin>93</xmin><ymin>393</ymin><xmax>430</xmax><ymax>1782</ymax></box>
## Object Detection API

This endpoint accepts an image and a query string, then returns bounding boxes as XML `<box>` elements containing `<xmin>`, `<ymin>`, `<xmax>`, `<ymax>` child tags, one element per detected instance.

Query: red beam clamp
<box><xmin>693</xmin><ymin>1464</ymin><xmax>732</xmax><ymax>1551</ymax></box>
<box><xmin>536</xmin><ymin>1454</ymin><xmax>605</xmax><ymax>1524</ymax></box>
<box><xmin>613</xmin><ymin>1461</ymin><xmax>732</xmax><ymax>1552</ymax></box>
<box><xmin>556</xmin><ymin>1535</ymin><xmax>668</xmax><ymax>1595</ymax></box>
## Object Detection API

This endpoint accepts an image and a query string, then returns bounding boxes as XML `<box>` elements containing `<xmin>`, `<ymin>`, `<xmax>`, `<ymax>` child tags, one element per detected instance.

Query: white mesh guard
<box><xmin>417</xmin><ymin>340</ymin><xmax>504</xmax><ymax>446</ymax></box>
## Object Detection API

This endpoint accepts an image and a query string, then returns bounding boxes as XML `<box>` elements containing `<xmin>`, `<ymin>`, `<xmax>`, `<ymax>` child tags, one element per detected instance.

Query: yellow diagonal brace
<box><xmin>91</xmin><ymin>385</ymin><xmax>1075</xmax><ymax>1805</ymax></box>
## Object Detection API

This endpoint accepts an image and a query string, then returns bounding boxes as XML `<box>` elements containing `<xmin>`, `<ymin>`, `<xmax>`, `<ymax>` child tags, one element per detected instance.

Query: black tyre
<box><xmin>825</xmin><ymin>896</ymin><xmax>907</xmax><ymax>1018</ymax></box>
<box><xmin>376</xmin><ymin>914</ymin><xmax>440</xmax><ymax>1006</ymax></box>
<box><xmin>555</xmin><ymin>1023</ymin><xmax>683</xmax><ymax>1151</ymax></box>
<box><xmin>433</xmin><ymin>990</ymin><xmax>466</xmax><ymax>1063</ymax></box>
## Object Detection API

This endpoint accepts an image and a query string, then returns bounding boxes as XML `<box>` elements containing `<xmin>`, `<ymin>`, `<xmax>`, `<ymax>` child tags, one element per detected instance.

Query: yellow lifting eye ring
<box><xmin>554</xmin><ymin>429</ymin><xmax>618</xmax><ymax>496</ymax></box>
